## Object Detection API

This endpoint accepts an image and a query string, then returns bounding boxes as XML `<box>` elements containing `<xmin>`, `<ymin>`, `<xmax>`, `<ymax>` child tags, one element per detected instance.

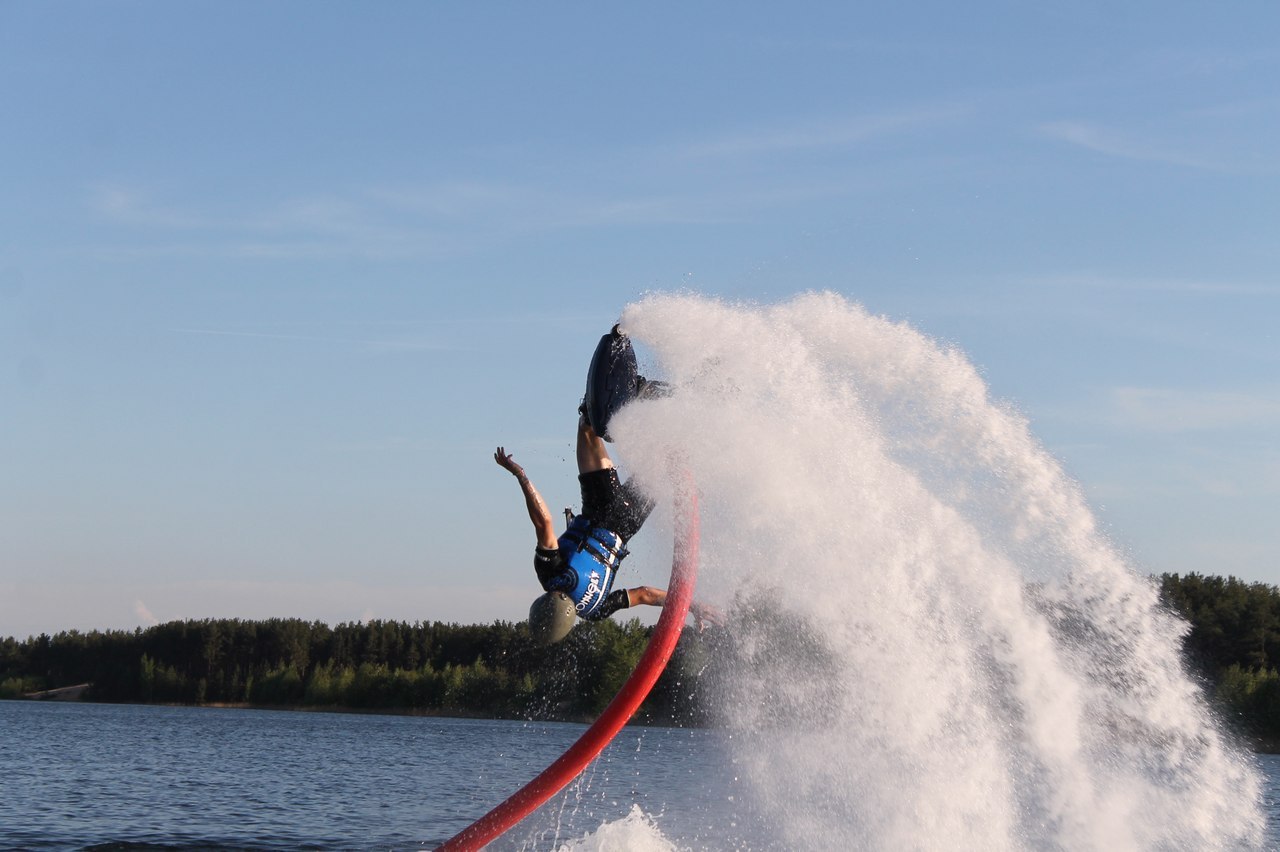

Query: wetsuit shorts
<box><xmin>577</xmin><ymin>467</ymin><xmax>654</xmax><ymax>543</ymax></box>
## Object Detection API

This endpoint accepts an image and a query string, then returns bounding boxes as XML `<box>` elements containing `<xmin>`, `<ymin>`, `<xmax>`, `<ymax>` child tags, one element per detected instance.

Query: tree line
<box><xmin>5</xmin><ymin>572</ymin><xmax>1280</xmax><ymax>739</ymax></box>
<box><xmin>1158</xmin><ymin>572</ymin><xmax>1280</xmax><ymax>742</ymax></box>
<box><xmin>0</xmin><ymin>615</ymin><xmax>721</xmax><ymax>725</ymax></box>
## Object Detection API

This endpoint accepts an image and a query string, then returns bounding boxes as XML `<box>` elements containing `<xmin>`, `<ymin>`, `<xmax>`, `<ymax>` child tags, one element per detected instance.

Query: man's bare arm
<box><xmin>625</xmin><ymin>586</ymin><xmax>723</xmax><ymax>632</ymax></box>
<box><xmin>494</xmin><ymin>447</ymin><xmax>559</xmax><ymax>549</ymax></box>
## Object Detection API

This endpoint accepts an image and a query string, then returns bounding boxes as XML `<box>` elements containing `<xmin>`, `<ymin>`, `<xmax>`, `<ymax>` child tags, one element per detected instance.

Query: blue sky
<box><xmin>2</xmin><ymin>2</ymin><xmax>1277</xmax><ymax>638</ymax></box>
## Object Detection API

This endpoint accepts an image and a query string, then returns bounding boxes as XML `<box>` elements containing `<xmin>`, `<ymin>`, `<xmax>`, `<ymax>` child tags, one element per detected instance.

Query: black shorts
<box><xmin>578</xmin><ymin>468</ymin><xmax>654</xmax><ymax>543</ymax></box>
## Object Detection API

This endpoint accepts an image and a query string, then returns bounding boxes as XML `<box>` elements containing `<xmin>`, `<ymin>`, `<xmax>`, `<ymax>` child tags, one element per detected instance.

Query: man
<box><xmin>496</xmin><ymin>414</ymin><xmax>716</xmax><ymax>644</ymax></box>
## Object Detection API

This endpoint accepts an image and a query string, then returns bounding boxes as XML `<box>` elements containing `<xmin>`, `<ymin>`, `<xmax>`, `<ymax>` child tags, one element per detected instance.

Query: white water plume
<box><xmin>611</xmin><ymin>292</ymin><xmax>1263</xmax><ymax>851</ymax></box>
<box><xmin>553</xmin><ymin>805</ymin><xmax>678</xmax><ymax>852</ymax></box>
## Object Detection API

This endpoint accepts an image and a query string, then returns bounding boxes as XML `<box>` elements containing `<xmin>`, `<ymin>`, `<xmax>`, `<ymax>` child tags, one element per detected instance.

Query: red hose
<box><xmin>438</xmin><ymin>480</ymin><xmax>700</xmax><ymax>850</ymax></box>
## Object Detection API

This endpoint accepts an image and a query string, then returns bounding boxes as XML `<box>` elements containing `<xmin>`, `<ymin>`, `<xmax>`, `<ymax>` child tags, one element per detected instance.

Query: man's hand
<box><xmin>497</xmin><ymin>446</ymin><xmax>558</xmax><ymax>548</ymax></box>
<box><xmin>494</xmin><ymin>446</ymin><xmax>525</xmax><ymax>478</ymax></box>
<box><xmin>690</xmin><ymin>601</ymin><xmax>724</xmax><ymax>633</ymax></box>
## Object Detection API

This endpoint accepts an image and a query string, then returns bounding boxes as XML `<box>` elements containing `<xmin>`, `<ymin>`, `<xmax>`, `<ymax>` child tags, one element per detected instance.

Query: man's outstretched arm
<box><xmin>625</xmin><ymin>586</ymin><xmax>723</xmax><ymax>632</ymax></box>
<box><xmin>494</xmin><ymin>447</ymin><xmax>559</xmax><ymax>549</ymax></box>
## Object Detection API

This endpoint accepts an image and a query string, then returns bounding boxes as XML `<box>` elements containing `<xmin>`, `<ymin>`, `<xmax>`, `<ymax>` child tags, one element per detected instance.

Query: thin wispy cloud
<box><xmin>1038</xmin><ymin>121</ymin><xmax>1244</xmax><ymax>172</ymax></box>
<box><xmin>671</xmin><ymin>104</ymin><xmax>970</xmax><ymax>160</ymax></box>
<box><xmin>87</xmin><ymin>181</ymin><xmax>702</xmax><ymax>260</ymax></box>
<box><xmin>174</xmin><ymin>326</ymin><xmax>456</xmax><ymax>352</ymax></box>
<box><xmin>735</xmin><ymin>33</ymin><xmax>945</xmax><ymax>57</ymax></box>
<box><xmin>365</xmin><ymin>181</ymin><xmax>545</xmax><ymax>220</ymax></box>
<box><xmin>90</xmin><ymin>183</ymin><xmax>210</xmax><ymax>229</ymax></box>
<box><xmin>250</xmin><ymin>196</ymin><xmax>375</xmax><ymax>236</ymax></box>
<box><xmin>177</xmin><ymin>328</ymin><xmax>359</xmax><ymax>343</ymax></box>
<box><xmin>1106</xmin><ymin>387</ymin><xmax>1280</xmax><ymax>433</ymax></box>
<box><xmin>369</xmin><ymin>182</ymin><xmax>741</xmax><ymax>230</ymax></box>
<box><xmin>85</xmin><ymin>103</ymin><xmax>969</xmax><ymax>260</ymax></box>
<box><xmin>884</xmin><ymin>271</ymin><xmax>1280</xmax><ymax>332</ymax></box>
<box><xmin>83</xmin><ymin>181</ymin><xmax>817</xmax><ymax>260</ymax></box>
<box><xmin>1034</xmin><ymin>272</ymin><xmax>1280</xmax><ymax>297</ymax></box>
<box><xmin>88</xmin><ymin>184</ymin><xmax>462</xmax><ymax>261</ymax></box>
<box><xmin>1184</xmin><ymin>96</ymin><xmax>1280</xmax><ymax>120</ymax></box>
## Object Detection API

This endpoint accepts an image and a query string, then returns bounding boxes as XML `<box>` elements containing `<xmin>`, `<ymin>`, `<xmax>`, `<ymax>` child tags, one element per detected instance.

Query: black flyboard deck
<box><xmin>583</xmin><ymin>325</ymin><xmax>639</xmax><ymax>442</ymax></box>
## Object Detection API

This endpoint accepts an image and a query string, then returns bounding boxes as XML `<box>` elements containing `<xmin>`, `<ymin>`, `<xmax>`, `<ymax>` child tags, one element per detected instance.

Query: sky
<box><xmin>2</xmin><ymin>1</ymin><xmax>1278</xmax><ymax>640</ymax></box>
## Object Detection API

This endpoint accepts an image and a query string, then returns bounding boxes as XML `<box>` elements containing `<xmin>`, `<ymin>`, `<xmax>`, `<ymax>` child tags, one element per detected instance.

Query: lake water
<box><xmin>3</xmin><ymin>701</ymin><xmax>1279</xmax><ymax>851</ymax></box>
<box><xmin>1</xmin><ymin>701</ymin><xmax>776</xmax><ymax>851</ymax></box>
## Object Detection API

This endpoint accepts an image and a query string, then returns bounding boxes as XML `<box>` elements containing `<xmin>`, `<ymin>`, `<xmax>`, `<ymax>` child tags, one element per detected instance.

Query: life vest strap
<box><xmin>562</xmin><ymin>514</ymin><xmax>628</xmax><ymax>568</ymax></box>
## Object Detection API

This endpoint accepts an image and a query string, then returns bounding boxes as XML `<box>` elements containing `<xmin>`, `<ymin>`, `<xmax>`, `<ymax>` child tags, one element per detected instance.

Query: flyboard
<box><xmin>437</xmin><ymin>329</ymin><xmax>699</xmax><ymax>852</ymax></box>
<box><xmin>582</xmin><ymin>324</ymin><xmax>639</xmax><ymax>442</ymax></box>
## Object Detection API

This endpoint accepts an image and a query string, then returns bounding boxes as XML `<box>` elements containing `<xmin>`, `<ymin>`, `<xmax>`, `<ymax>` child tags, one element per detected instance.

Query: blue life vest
<box><xmin>552</xmin><ymin>515</ymin><xmax>628</xmax><ymax>618</ymax></box>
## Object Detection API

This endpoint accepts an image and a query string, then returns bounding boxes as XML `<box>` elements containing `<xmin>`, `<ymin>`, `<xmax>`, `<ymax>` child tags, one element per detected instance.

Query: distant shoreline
<box><xmin>203</xmin><ymin>701</ymin><xmax>611</xmax><ymax>725</ymax></box>
<box><xmin>10</xmin><ymin>694</ymin><xmax>616</xmax><ymax>728</ymax></box>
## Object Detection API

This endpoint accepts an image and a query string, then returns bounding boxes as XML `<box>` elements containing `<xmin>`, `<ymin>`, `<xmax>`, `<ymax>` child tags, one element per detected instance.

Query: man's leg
<box><xmin>576</xmin><ymin>414</ymin><xmax>615</xmax><ymax>475</ymax></box>
<box><xmin>576</xmin><ymin>413</ymin><xmax>653</xmax><ymax>539</ymax></box>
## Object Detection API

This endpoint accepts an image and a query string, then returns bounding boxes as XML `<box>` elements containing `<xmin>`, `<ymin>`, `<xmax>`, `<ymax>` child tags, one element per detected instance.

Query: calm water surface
<box><xmin>1</xmin><ymin>701</ymin><xmax>1275</xmax><ymax>850</ymax></box>
<box><xmin>0</xmin><ymin>701</ymin><xmax>765</xmax><ymax>850</ymax></box>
